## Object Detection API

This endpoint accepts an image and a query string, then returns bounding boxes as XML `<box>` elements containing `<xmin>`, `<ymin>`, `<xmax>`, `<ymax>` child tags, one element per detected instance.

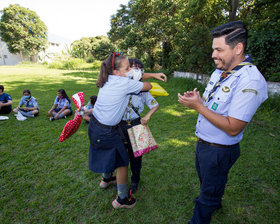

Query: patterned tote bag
<box><xmin>127</xmin><ymin>124</ymin><xmax>158</xmax><ymax>157</ymax></box>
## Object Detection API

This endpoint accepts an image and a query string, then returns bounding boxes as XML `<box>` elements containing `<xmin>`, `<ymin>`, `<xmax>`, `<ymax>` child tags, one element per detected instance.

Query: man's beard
<box><xmin>214</xmin><ymin>56</ymin><xmax>235</xmax><ymax>71</ymax></box>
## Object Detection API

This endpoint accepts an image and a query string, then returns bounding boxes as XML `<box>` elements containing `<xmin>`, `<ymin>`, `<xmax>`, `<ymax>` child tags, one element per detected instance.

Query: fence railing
<box><xmin>174</xmin><ymin>71</ymin><xmax>280</xmax><ymax>96</ymax></box>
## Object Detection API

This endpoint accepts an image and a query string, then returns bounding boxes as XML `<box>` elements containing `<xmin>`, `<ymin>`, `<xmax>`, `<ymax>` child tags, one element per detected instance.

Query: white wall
<box><xmin>0</xmin><ymin>40</ymin><xmax>21</xmax><ymax>65</ymax></box>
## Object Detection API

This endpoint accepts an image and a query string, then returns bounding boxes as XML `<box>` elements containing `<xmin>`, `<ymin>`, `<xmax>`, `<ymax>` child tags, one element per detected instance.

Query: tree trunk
<box><xmin>162</xmin><ymin>40</ymin><xmax>172</xmax><ymax>69</ymax></box>
<box><xmin>229</xmin><ymin>0</ymin><xmax>239</xmax><ymax>21</ymax></box>
<box><xmin>20</xmin><ymin>50</ymin><xmax>23</xmax><ymax>62</ymax></box>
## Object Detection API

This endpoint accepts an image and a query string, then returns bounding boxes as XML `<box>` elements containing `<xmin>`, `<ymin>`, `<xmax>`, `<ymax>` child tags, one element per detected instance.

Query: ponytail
<box><xmin>96</xmin><ymin>60</ymin><xmax>109</xmax><ymax>88</ymax></box>
<box><xmin>96</xmin><ymin>52</ymin><xmax>127</xmax><ymax>88</ymax></box>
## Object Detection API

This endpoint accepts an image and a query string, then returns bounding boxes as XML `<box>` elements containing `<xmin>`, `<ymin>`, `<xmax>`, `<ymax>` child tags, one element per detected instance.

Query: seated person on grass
<box><xmin>48</xmin><ymin>89</ymin><xmax>73</xmax><ymax>121</ymax></box>
<box><xmin>0</xmin><ymin>85</ymin><xmax>12</xmax><ymax>114</ymax></box>
<box><xmin>13</xmin><ymin>89</ymin><xmax>39</xmax><ymax>117</ymax></box>
<box><xmin>83</xmin><ymin>95</ymin><xmax>97</xmax><ymax>123</ymax></box>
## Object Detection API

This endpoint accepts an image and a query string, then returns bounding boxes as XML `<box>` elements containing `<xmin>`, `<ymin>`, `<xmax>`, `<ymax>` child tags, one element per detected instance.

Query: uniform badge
<box><xmin>242</xmin><ymin>89</ymin><xmax>258</xmax><ymax>95</ymax></box>
<box><xmin>151</xmin><ymin>99</ymin><xmax>157</xmax><ymax>105</ymax></box>
<box><xmin>211</xmin><ymin>102</ymin><xmax>219</xmax><ymax>111</ymax></box>
<box><xmin>222</xmin><ymin>86</ymin><xmax>230</xmax><ymax>93</ymax></box>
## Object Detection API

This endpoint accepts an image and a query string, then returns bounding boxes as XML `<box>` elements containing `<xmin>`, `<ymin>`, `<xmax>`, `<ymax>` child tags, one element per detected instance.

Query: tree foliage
<box><xmin>109</xmin><ymin>0</ymin><xmax>280</xmax><ymax>80</ymax></box>
<box><xmin>0</xmin><ymin>4</ymin><xmax>48</xmax><ymax>58</ymax></box>
<box><xmin>71</xmin><ymin>36</ymin><xmax>115</xmax><ymax>60</ymax></box>
<box><xmin>241</xmin><ymin>0</ymin><xmax>280</xmax><ymax>80</ymax></box>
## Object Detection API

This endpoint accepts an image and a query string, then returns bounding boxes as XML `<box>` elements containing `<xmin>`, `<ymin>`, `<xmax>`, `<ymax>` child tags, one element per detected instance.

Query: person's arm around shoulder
<box><xmin>142</xmin><ymin>72</ymin><xmax>167</xmax><ymax>82</ymax></box>
<box><xmin>141</xmin><ymin>82</ymin><xmax>152</xmax><ymax>92</ymax></box>
<box><xmin>178</xmin><ymin>88</ymin><xmax>247</xmax><ymax>136</ymax></box>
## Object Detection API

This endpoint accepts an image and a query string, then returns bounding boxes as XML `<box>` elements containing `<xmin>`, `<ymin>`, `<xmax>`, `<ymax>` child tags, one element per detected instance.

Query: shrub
<box><xmin>267</xmin><ymin>72</ymin><xmax>280</xmax><ymax>82</ymax></box>
<box><xmin>48</xmin><ymin>58</ymin><xmax>84</xmax><ymax>70</ymax></box>
<box><xmin>258</xmin><ymin>94</ymin><xmax>280</xmax><ymax>113</ymax></box>
<box><xmin>86</xmin><ymin>57</ymin><xmax>95</xmax><ymax>63</ymax></box>
<box><xmin>63</xmin><ymin>58</ymin><xmax>84</xmax><ymax>69</ymax></box>
<box><xmin>48</xmin><ymin>61</ymin><xmax>64</xmax><ymax>69</ymax></box>
<box><xmin>91</xmin><ymin>60</ymin><xmax>102</xmax><ymax>70</ymax></box>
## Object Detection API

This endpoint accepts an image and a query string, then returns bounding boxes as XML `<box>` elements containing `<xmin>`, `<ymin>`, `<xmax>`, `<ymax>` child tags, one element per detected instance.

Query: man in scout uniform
<box><xmin>178</xmin><ymin>21</ymin><xmax>268</xmax><ymax>223</ymax></box>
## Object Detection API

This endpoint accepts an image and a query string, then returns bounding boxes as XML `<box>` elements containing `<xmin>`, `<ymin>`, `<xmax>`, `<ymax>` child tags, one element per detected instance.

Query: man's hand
<box><xmin>178</xmin><ymin>88</ymin><xmax>202</xmax><ymax>110</ymax></box>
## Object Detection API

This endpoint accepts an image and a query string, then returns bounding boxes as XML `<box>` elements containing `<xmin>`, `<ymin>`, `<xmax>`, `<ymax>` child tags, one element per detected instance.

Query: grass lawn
<box><xmin>0</xmin><ymin>64</ymin><xmax>279</xmax><ymax>223</ymax></box>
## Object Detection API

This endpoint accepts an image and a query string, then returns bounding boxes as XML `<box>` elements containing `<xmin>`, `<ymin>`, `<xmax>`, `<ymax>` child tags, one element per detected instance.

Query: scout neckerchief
<box><xmin>125</xmin><ymin>95</ymin><xmax>140</xmax><ymax>125</ymax></box>
<box><xmin>26</xmin><ymin>96</ymin><xmax>32</xmax><ymax>107</ymax></box>
<box><xmin>204</xmin><ymin>55</ymin><xmax>253</xmax><ymax>107</ymax></box>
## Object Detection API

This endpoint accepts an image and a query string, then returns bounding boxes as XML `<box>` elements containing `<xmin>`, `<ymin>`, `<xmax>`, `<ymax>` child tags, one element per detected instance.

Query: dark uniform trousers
<box><xmin>120</xmin><ymin>118</ymin><xmax>142</xmax><ymax>184</ymax></box>
<box><xmin>190</xmin><ymin>140</ymin><xmax>240</xmax><ymax>224</ymax></box>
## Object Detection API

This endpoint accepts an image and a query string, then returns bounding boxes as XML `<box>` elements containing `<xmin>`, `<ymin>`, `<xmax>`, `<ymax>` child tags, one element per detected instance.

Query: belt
<box><xmin>120</xmin><ymin>117</ymin><xmax>141</xmax><ymax>126</ymax></box>
<box><xmin>197</xmin><ymin>138</ymin><xmax>238</xmax><ymax>148</ymax></box>
<box><xmin>92</xmin><ymin>116</ymin><xmax>119</xmax><ymax>129</ymax></box>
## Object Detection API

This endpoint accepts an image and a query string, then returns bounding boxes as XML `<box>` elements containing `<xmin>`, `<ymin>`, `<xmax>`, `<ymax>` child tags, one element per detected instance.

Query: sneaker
<box><xmin>128</xmin><ymin>183</ymin><xmax>138</xmax><ymax>196</ymax></box>
<box><xmin>49</xmin><ymin>117</ymin><xmax>55</xmax><ymax>121</ymax></box>
<box><xmin>112</xmin><ymin>196</ymin><xmax>136</xmax><ymax>209</ymax></box>
<box><xmin>99</xmin><ymin>175</ymin><xmax>116</xmax><ymax>189</ymax></box>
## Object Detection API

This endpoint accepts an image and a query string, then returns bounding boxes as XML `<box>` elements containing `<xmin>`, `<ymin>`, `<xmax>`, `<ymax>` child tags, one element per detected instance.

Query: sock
<box><xmin>103</xmin><ymin>173</ymin><xmax>111</xmax><ymax>179</ymax></box>
<box><xmin>117</xmin><ymin>183</ymin><xmax>128</xmax><ymax>199</ymax></box>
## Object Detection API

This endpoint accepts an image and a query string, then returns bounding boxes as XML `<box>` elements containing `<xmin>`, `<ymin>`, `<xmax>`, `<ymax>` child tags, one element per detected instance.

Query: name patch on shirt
<box><xmin>242</xmin><ymin>89</ymin><xmax>258</xmax><ymax>95</ymax></box>
<box><xmin>211</xmin><ymin>102</ymin><xmax>219</xmax><ymax>111</ymax></box>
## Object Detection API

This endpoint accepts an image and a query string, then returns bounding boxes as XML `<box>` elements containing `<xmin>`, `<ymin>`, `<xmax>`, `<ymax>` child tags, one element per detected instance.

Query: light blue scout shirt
<box><xmin>86</xmin><ymin>101</ymin><xmax>94</xmax><ymax>110</ymax></box>
<box><xmin>93</xmin><ymin>75</ymin><xmax>143</xmax><ymax>126</ymax></box>
<box><xmin>122</xmin><ymin>92</ymin><xmax>158</xmax><ymax>121</ymax></box>
<box><xmin>54</xmin><ymin>96</ymin><xmax>71</xmax><ymax>109</ymax></box>
<box><xmin>196</xmin><ymin>65</ymin><xmax>268</xmax><ymax>145</ymax></box>
<box><xmin>19</xmin><ymin>96</ymin><xmax>39</xmax><ymax>109</ymax></box>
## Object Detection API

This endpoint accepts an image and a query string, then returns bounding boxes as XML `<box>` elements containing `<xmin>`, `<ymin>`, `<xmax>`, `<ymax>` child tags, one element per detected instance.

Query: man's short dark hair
<box><xmin>211</xmin><ymin>21</ymin><xmax>248</xmax><ymax>50</ymax></box>
<box><xmin>0</xmin><ymin>85</ymin><xmax>4</xmax><ymax>92</ymax></box>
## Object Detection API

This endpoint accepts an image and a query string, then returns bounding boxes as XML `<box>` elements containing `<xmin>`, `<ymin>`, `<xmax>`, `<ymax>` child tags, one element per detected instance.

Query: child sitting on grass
<box><xmin>13</xmin><ymin>89</ymin><xmax>39</xmax><ymax>117</ymax></box>
<box><xmin>48</xmin><ymin>89</ymin><xmax>73</xmax><ymax>121</ymax></box>
<box><xmin>83</xmin><ymin>95</ymin><xmax>97</xmax><ymax>123</ymax></box>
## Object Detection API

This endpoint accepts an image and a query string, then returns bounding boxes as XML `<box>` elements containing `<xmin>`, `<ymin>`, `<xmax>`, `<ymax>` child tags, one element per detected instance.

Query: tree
<box><xmin>109</xmin><ymin>0</ymin><xmax>280</xmax><ymax>78</ymax></box>
<box><xmin>238</xmin><ymin>0</ymin><xmax>280</xmax><ymax>80</ymax></box>
<box><xmin>71</xmin><ymin>36</ymin><xmax>115</xmax><ymax>60</ymax></box>
<box><xmin>0</xmin><ymin>4</ymin><xmax>48</xmax><ymax>61</ymax></box>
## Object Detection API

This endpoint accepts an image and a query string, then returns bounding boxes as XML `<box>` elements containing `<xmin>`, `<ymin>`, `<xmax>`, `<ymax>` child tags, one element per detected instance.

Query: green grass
<box><xmin>0</xmin><ymin>64</ymin><xmax>279</xmax><ymax>223</ymax></box>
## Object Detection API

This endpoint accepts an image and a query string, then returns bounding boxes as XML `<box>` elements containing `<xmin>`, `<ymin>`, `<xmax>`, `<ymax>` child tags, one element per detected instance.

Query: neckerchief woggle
<box><xmin>204</xmin><ymin>55</ymin><xmax>253</xmax><ymax>107</ymax></box>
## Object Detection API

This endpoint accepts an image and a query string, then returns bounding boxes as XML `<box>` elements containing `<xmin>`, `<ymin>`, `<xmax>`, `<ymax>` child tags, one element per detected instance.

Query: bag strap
<box><xmin>125</xmin><ymin>95</ymin><xmax>141</xmax><ymax>121</ymax></box>
<box><xmin>131</xmin><ymin>103</ymin><xmax>140</xmax><ymax>117</ymax></box>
